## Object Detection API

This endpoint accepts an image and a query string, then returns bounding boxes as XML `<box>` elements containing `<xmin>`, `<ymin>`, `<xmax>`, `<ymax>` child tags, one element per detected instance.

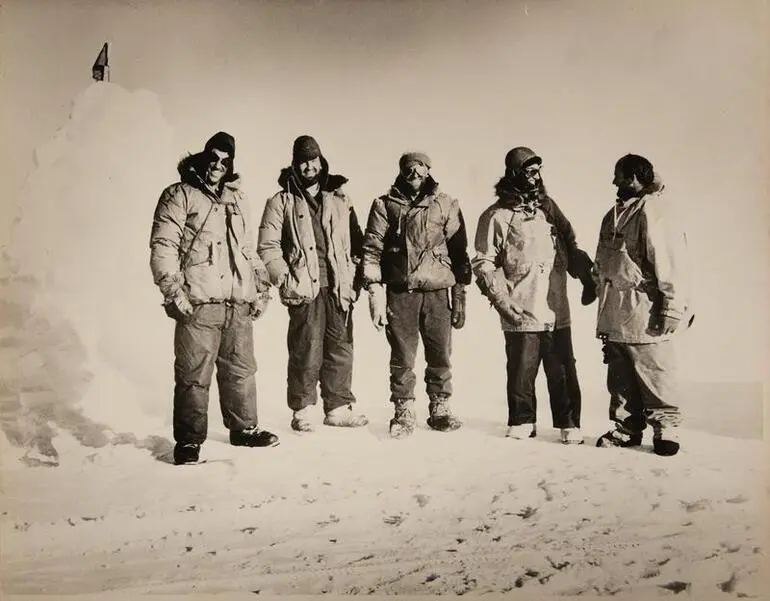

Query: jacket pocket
<box><xmin>279</xmin><ymin>257</ymin><xmax>313</xmax><ymax>306</ymax></box>
<box><xmin>186</xmin><ymin>240</ymin><xmax>213</xmax><ymax>267</ymax></box>
<box><xmin>607</xmin><ymin>248</ymin><xmax>643</xmax><ymax>290</ymax></box>
<box><xmin>597</xmin><ymin>235</ymin><xmax>643</xmax><ymax>291</ymax></box>
<box><xmin>410</xmin><ymin>249</ymin><xmax>455</xmax><ymax>291</ymax></box>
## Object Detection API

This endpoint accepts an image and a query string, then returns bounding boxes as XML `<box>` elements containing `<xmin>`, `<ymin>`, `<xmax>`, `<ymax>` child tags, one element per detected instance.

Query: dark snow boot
<box><xmin>596</xmin><ymin>428</ymin><xmax>642</xmax><ymax>448</ymax></box>
<box><xmin>653</xmin><ymin>438</ymin><xmax>680</xmax><ymax>456</ymax></box>
<box><xmin>389</xmin><ymin>398</ymin><xmax>416</xmax><ymax>439</ymax></box>
<box><xmin>174</xmin><ymin>442</ymin><xmax>201</xmax><ymax>465</ymax></box>
<box><xmin>648</xmin><ymin>410</ymin><xmax>681</xmax><ymax>457</ymax></box>
<box><xmin>426</xmin><ymin>394</ymin><xmax>462</xmax><ymax>432</ymax></box>
<box><xmin>230</xmin><ymin>426</ymin><xmax>279</xmax><ymax>448</ymax></box>
<box><xmin>647</xmin><ymin>407</ymin><xmax>682</xmax><ymax>457</ymax></box>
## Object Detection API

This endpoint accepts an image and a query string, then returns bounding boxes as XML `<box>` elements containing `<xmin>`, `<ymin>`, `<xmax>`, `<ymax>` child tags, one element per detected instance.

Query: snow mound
<box><xmin>2</xmin><ymin>83</ymin><xmax>179</xmax><ymax>462</ymax></box>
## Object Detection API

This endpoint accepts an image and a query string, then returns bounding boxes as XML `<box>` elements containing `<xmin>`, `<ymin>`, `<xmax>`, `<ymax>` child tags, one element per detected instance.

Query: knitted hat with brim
<box><xmin>204</xmin><ymin>131</ymin><xmax>235</xmax><ymax>158</ymax></box>
<box><xmin>293</xmin><ymin>135</ymin><xmax>322</xmax><ymax>165</ymax></box>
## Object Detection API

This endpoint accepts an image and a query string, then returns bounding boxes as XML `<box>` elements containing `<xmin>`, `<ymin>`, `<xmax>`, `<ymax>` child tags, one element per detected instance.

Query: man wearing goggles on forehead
<box><xmin>361</xmin><ymin>152</ymin><xmax>472</xmax><ymax>439</ymax></box>
<box><xmin>472</xmin><ymin>147</ymin><xmax>595</xmax><ymax>444</ymax></box>
<box><xmin>150</xmin><ymin>132</ymin><xmax>279</xmax><ymax>465</ymax></box>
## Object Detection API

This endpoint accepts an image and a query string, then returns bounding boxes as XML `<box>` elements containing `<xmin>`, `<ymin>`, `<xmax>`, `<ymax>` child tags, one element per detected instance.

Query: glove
<box><xmin>450</xmin><ymin>284</ymin><xmax>466</xmax><ymax>329</ymax></box>
<box><xmin>482</xmin><ymin>269</ymin><xmax>524</xmax><ymax>325</ymax></box>
<box><xmin>572</xmin><ymin>252</ymin><xmax>597</xmax><ymax>306</ymax></box>
<box><xmin>352</xmin><ymin>261</ymin><xmax>365</xmax><ymax>302</ymax></box>
<box><xmin>474</xmin><ymin>276</ymin><xmax>490</xmax><ymax>297</ymax></box>
<box><xmin>651</xmin><ymin>314</ymin><xmax>680</xmax><ymax>335</ymax></box>
<box><xmin>249</xmin><ymin>290</ymin><xmax>271</xmax><ymax>320</ymax></box>
<box><xmin>254</xmin><ymin>264</ymin><xmax>271</xmax><ymax>293</ymax></box>
<box><xmin>163</xmin><ymin>290</ymin><xmax>194</xmax><ymax>321</ymax></box>
<box><xmin>580</xmin><ymin>279</ymin><xmax>598</xmax><ymax>306</ymax></box>
<box><xmin>368</xmin><ymin>283</ymin><xmax>387</xmax><ymax>331</ymax></box>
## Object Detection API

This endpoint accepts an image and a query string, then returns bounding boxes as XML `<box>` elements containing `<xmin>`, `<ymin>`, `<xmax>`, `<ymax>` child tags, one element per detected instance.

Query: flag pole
<box><xmin>105</xmin><ymin>42</ymin><xmax>110</xmax><ymax>82</ymax></box>
<box><xmin>92</xmin><ymin>42</ymin><xmax>110</xmax><ymax>82</ymax></box>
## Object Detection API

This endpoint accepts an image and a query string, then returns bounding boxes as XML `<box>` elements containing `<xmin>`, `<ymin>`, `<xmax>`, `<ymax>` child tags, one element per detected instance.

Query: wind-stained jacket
<box><xmin>472</xmin><ymin>178</ymin><xmax>592</xmax><ymax>332</ymax></box>
<box><xmin>149</xmin><ymin>156</ymin><xmax>269</xmax><ymax>306</ymax></box>
<box><xmin>257</xmin><ymin>161</ymin><xmax>363</xmax><ymax>310</ymax></box>
<box><xmin>361</xmin><ymin>177</ymin><xmax>472</xmax><ymax>291</ymax></box>
<box><xmin>594</xmin><ymin>176</ymin><xmax>691</xmax><ymax>343</ymax></box>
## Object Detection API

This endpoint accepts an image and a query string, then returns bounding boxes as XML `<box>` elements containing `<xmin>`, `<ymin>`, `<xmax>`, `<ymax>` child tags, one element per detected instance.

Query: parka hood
<box><xmin>617</xmin><ymin>172</ymin><xmax>666</xmax><ymax>204</ymax></box>
<box><xmin>493</xmin><ymin>174</ymin><xmax>548</xmax><ymax>207</ymax></box>
<box><xmin>643</xmin><ymin>172</ymin><xmax>665</xmax><ymax>195</ymax></box>
<box><xmin>176</xmin><ymin>152</ymin><xmax>241</xmax><ymax>195</ymax></box>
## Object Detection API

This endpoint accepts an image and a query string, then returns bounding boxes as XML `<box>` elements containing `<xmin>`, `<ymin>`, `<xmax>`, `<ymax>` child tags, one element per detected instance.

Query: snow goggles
<box><xmin>401</xmin><ymin>162</ymin><xmax>429</xmax><ymax>177</ymax></box>
<box><xmin>523</xmin><ymin>164</ymin><xmax>541</xmax><ymax>177</ymax></box>
<box><xmin>206</xmin><ymin>152</ymin><xmax>233</xmax><ymax>169</ymax></box>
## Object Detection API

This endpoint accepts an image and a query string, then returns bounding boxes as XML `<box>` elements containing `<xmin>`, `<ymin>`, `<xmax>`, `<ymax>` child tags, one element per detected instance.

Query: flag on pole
<box><xmin>92</xmin><ymin>43</ymin><xmax>109</xmax><ymax>82</ymax></box>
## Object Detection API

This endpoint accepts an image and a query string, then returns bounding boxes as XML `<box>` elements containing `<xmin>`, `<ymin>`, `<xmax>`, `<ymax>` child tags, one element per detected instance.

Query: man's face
<box><xmin>401</xmin><ymin>161</ymin><xmax>429</xmax><ymax>193</ymax></box>
<box><xmin>613</xmin><ymin>166</ymin><xmax>641</xmax><ymax>197</ymax></box>
<box><xmin>205</xmin><ymin>149</ymin><xmax>231</xmax><ymax>186</ymax></box>
<box><xmin>515</xmin><ymin>161</ymin><xmax>542</xmax><ymax>191</ymax></box>
<box><xmin>297</xmin><ymin>157</ymin><xmax>322</xmax><ymax>186</ymax></box>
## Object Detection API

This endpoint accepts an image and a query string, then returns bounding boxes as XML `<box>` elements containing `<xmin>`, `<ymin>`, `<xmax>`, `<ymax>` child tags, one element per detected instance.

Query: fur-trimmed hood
<box><xmin>176</xmin><ymin>152</ymin><xmax>240</xmax><ymax>196</ymax></box>
<box><xmin>617</xmin><ymin>172</ymin><xmax>666</xmax><ymax>204</ymax></box>
<box><xmin>277</xmin><ymin>153</ymin><xmax>348</xmax><ymax>197</ymax></box>
<box><xmin>493</xmin><ymin>174</ymin><xmax>547</xmax><ymax>208</ymax></box>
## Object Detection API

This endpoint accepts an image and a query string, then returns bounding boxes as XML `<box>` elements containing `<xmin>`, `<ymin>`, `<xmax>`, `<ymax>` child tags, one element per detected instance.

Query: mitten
<box><xmin>164</xmin><ymin>289</ymin><xmax>194</xmax><ymax>321</ymax></box>
<box><xmin>249</xmin><ymin>290</ymin><xmax>271</xmax><ymax>320</ymax></box>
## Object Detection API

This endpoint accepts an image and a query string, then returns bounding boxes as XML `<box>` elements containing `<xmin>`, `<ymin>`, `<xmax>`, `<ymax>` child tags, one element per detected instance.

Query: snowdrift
<box><xmin>1</xmin><ymin>83</ymin><xmax>177</xmax><ymax>464</ymax></box>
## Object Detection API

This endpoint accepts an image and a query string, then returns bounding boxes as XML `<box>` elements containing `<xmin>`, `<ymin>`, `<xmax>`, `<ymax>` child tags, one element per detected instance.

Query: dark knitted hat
<box><xmin>399</xmin><ymin>151</ymin><xmax>432</xmax><ymax>171</ymax></box>
<box><xmin>293</xmin><ymin>135</ymin><xmax>322</xmax><ymax>164</ymax></box>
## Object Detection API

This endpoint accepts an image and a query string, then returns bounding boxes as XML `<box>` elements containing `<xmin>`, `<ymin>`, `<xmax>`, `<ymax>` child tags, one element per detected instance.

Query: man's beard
<box><xmin>512</xmin><ymin>173</ymin><xmax>543</xmax><ymax>194</ymax></box>
<box><xmin>299</xmin><ymin>172</ymin><xmax>320</xmax><ymax>187</ymax></box>
<box><xmin>616</xmin><ymin>185</ymin><xmax>636</xmax><ymax>201</ymax></box>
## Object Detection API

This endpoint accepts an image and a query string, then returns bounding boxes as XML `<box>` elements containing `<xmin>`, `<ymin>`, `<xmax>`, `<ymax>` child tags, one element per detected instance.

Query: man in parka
<box><xmin>150</xmin><ymin>131</ymin><xmax>279</xmax><ymax>465</ymax></box>
<box><xmin>472</xmin><ymin>147</ymin><xmax>595</xmax><ymax>444</ymax></box>
<box><xmin>258</xmin><ymin>135</ymin><xmax>368</xmax><ymax>432</ymax></box>
<box><xmin>593</xmin><ymin>154</ymin><xmax>692</xmax><ymax>456</ymax></box>
<box><xmin>361</xmin><ymin>152</ymin><xmax>472</xmax><ymax>438</ymax></box>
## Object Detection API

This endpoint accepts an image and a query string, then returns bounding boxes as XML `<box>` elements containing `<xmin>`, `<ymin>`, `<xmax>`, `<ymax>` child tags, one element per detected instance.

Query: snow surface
<box><xmin>0</xmin><ymin>83</ymin><xmax>767</xmax><ymax>599</ymax></box>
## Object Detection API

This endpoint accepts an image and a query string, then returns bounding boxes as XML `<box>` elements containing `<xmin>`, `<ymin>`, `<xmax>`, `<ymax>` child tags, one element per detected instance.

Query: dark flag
<box><xmin>92</xmin><ymin>43</ymin><xmax>109</xmax><ymax>82</ymax></box>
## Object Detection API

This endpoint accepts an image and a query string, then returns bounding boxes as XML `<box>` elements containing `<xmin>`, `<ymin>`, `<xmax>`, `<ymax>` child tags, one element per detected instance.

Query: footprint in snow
<box><xmin>659</xmin><ymin>581</ymin><xmax>690</xmax><ymax>594</ymax></box>
<box><xmin>383</xmin><ymin>515</ymin><xmax>405</xmax><ymax>526</ymax></box>
<box><xmin>725</xmin><ymin>495</ymin><xmax>748</xmax><ymax>504</ymax></box>
<box><xmin>679</xmin><ymin>499</ymin><xmax>710</xmax><ymax>513</ymax></box>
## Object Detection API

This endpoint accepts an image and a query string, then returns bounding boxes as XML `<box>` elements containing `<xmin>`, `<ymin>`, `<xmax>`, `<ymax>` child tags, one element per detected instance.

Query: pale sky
<box><xmin>1</xmin><ymin>0</ymin><xmax>768</xmax><ymax>383</ymax></box>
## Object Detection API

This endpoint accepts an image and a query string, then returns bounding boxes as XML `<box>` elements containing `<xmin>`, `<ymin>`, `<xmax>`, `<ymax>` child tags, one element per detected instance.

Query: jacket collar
<box><xmin>277</xmin><ymin>154</ymin><xmax>349</xmax><ymax>197</ymax></box>
<box><xmin>385</xmin><ymin>176</ymin><xmax>440</xmax><ymax>207</ymax></box>
<box><xmin>182</xmin><ymin>168</ymin><xmax>242</xmax><ymax>205</ymax></box>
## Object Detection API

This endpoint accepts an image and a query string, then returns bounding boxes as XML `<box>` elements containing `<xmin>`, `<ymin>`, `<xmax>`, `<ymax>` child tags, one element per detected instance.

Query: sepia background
<box><xmin>0</xmin><ymin>0</ymin><xmax>768</xmax><ymax>597</ymax></box>
<box><xmin>3</xmin><ymin>0</ymin><xmax>768</xmax><ymax>385</ymax></box>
